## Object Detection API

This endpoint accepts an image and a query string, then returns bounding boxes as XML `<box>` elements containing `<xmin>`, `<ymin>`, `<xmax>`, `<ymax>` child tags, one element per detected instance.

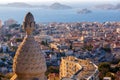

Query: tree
<box><xmin>99</xmin><ymin>62</ymin><xmax>110</xmax><ymax>72</ymax></box>
<box><xmin>11</xmin><ymin>46</ymin><xmax>18</xmax><ymax>52</ymax></box>
<box><xmin>105</xmin><ymin>72</ymin><xmax>115</xmax><ymax>80</ymax></box>
<box><xmin>98</xmin><ymin>62</ymin><xmax>111</xmax><ymax>80</ymax></box>
<box><xmin>0</xmin><ymin>48</ymin><xmax>3</xmax><ymax>53</ymax></box>
<box><xmin>83</xmin><ymin>44</ymin><xmax>93</xmax><ymax>51</ymax></box>
<box><xmin>41</xmin><ymin>40</ymin><xmax>48</xmax><ymax>46</ymax></box>
<box><xmin>15</xmin><ymin>38</ymin><xmax>23</xmax><ymax>42</ymax></box>
<box><xmin>101</xmin><ymin>47</ymin><xmax>111</xmax><ymax>53</ymax></box>
<box><xmin>69</xmin><ymin>43</ymin><xmax>72</xmax><ymax>50</ymax></box>
<box><xmin>6</xmin><ymin>34</ymin><xmax>12</xmax><ymax>40</ymax></box>
<box><xmin>45</xmin><ymin>66</ymin><xmax>59</xmax><ymax>77</ymax></box>
<box><xmin>41</xmin><ymin>41</ymin><xmax>46</xmax><ymax>45</ymax></box>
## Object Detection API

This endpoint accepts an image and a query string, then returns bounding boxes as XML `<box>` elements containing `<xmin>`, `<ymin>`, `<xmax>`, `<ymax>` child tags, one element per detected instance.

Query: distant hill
<box><xmin>3</xmin><ymin>2</ymin><xmax>33</xmax><ymax>7</ymax></box>
<box><xmin>115</xmin><ymin>3</ymin><xmax>120</xmax><ymax>9</ymax></box>
<box><xmin>0</xmin><ymin>2</ymin><xmax>72</xmax><ymax>9</ymax></box>
<box><xmin>49</xmin><ymin>2</ymin><xmax>72</xmax><ymax>9</ymax></box>
<box><xmin>77</xmin><ymin>8</ymin><xmax>92</xmax><ymax>14</ymax></box>
<box><xmin>94</xmin><ymin>4</ymin><xmax>115</xmax><ymax>10</ymax></box>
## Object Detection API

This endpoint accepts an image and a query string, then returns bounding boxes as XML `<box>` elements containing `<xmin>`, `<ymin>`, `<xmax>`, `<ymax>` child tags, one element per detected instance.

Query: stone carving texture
<box><xmin>11</xmin><ymin>12</ymin><xmax>47</xmax><ymax>80</ymax></box>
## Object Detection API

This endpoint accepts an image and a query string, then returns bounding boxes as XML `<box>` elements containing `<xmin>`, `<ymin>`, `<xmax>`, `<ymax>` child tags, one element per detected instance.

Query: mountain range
<box><xmin>0</xmin><ymin>2</ymin><xmax>72</xmax><ymax>9</ymax></box>
<box><xmin>1</xmin><ymin>2</ymin><xmax>120</xmax><ymax>10</ymax></box>
<box><xmin>94</xmin><ymin>3</ymin><xmax>120</xmax><ymax>10</ymax></box>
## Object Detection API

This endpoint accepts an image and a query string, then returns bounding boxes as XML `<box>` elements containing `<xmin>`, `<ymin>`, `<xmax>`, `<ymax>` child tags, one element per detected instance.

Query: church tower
<box><xmin>10</xmin><ymin>12</ymin><xmax>47</xmax><ymax>80</ymax></box>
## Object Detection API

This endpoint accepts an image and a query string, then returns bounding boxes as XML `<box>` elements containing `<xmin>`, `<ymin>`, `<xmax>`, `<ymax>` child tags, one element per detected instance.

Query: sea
<box><xmin>0</xmin><ymin>6</ymin><xmax>120</xmax><ymax>24</ymax></box>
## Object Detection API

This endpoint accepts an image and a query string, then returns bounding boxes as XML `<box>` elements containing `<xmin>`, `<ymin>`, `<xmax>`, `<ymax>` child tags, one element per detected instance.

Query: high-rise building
<box><xmin>4</xmin><ymin>19</ymin><xmax>17</xmax><ymax>27</ymax></box>
<box><xmin>0</xmin><ymin>20</ymin><xmax>2</xmax><ymax>36</ymax></box>
<box><xmin>0</xmin><ymin>20</ymin><xmax>2</xmax><ymax>28</ymax></box>
<box><xmin>59</xmin><ymin>56</ymin><xmax>99</xmax><ymax>80</ymax></box>
<box><xmin>10</xmin><ymin>12</ymin><xmax>47</xmax><ymax>80</ymax></box>
<box><xmin>116</xmin><ymin>28</ymin><xmax>120</xmax><ymax>33</ymax></box>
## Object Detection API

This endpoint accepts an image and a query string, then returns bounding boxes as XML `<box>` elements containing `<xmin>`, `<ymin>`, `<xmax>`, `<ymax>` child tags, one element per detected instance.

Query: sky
<box><xmin>0</xmin><ymin>0</ymin><xmax>119</xmax><ymax>3</ymax></box>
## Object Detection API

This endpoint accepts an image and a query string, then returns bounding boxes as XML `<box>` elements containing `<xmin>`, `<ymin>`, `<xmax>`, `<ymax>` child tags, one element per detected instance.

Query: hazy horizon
<box><xmin>0</xmin><ymin>0</ymin><xmax>119</xmax><ymax>8</ymax></box>
<box><xmin>0</xmin><ymin>0</ymin><xmax>120</xmax><ymax>23</ymax></box>
<box><xmin>0</xmin><ymin>0</ymin><xmax>120</xmax><ymax>5</ymax></box>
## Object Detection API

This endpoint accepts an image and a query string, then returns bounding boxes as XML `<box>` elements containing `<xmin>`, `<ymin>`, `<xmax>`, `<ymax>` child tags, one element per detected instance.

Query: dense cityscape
<box><xmin>0</xmin><ymin>13</ymin><xmax>120</xmax><ymax>80</ymax></box>
<box><xmin>0</xmin><ymin>1</ymin><xmax>120</xmax><ymax>80</ymax></box>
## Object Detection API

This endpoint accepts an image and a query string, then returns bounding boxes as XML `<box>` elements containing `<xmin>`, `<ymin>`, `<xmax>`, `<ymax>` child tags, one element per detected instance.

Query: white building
<box><xmin>103</xmin><ymin>77</ymin><xmax>111</xmax><ymax>80</ymax></box>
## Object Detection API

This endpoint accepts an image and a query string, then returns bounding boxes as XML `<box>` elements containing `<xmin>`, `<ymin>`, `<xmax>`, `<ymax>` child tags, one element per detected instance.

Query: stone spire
<box><xmin>11</xmin><ymin>12</ymin><xmax>47</xmax><ymax>80</ymax></box>
<box><xmin>23</xmin><ymin>12</ymin><xmax>35</xmax><ymax>35</ymax></box>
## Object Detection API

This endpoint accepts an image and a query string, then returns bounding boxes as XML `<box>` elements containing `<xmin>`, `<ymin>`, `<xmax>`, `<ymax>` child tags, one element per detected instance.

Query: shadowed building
<box><xmin>10</xmin><ymin>12</ymin><xmax>47</xmax><ymax>80</ymax></box>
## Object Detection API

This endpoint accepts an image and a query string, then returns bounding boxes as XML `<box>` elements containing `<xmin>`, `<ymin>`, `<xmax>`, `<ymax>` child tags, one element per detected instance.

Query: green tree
<box><xmin>10</xmin><ymin>46</ymin><xmax>18</xmax><ymax>52</ymax></box>
<box><xmin>41</xmin><ymin>41</ymin><xmax>46</xmax><ymax>45</ymax></box>
<box><xmin>45</xmin><ymin>66</ymin><xmax>59</xmax><ymax>77</ymax></box>
<box><xmin>98</xmin><ymin>62</ymin><xmax>111</xmax><ymax>80</ymax></box>
<box><xmin>41</xmin><ymin>40</ymin><xmax>48</xmax><ymax>46</ymax></box>
<box><xmin>83</xmin><ymin>44</ymin><xmax>93</xmax><ymax>51</ymax></box>
<box><xmin>15</xmin><ymin>38</ymin><xmax>23</xmax><ymax>42</ymax></box>
<box><xmin>101</xmin><ymin>47</ymin><xmax>111</xmax><ymax>53</ymax></box>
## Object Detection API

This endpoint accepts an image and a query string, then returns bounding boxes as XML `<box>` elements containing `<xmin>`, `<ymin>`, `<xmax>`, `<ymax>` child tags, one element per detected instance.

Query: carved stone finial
<box><xmin>23</xmin><ymin>12</ymin><xmax>35</xmax><ymax>35</ymax></box>
<box><xmin>11</xmin><ymin>12</ymin><xmax>47</xmax><ymax>80</ymax></box>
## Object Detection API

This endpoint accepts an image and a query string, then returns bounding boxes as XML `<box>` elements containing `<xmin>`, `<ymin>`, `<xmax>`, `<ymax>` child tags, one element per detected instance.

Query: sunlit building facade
<box><xmin>60</xmin><ymin>56</ymin><xmax>99</xmax><ymax>80</ymax></box>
